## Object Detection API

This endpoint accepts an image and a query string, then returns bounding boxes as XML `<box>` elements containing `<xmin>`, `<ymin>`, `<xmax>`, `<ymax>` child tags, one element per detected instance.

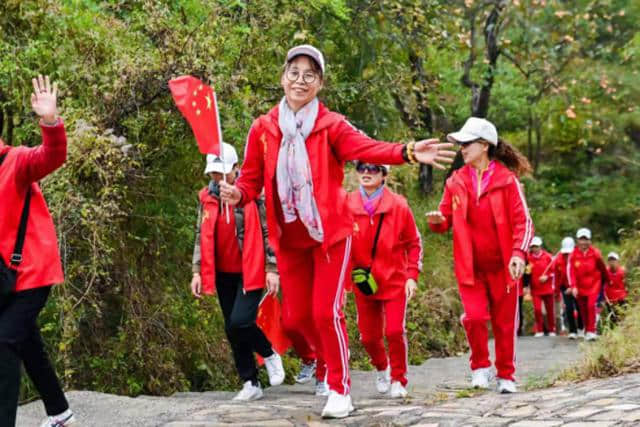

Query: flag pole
<box><xmin>213</xmin><ymin>89</ymin><xmax>230</xmax><ymax>224</ymax></box>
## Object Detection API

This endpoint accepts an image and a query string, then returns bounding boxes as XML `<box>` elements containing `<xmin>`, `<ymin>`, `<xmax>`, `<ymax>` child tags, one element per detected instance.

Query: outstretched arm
<box><xmin>15</xmin><ymin>75</ymin><xmax>67</xmax><ymax>186</ymax></box>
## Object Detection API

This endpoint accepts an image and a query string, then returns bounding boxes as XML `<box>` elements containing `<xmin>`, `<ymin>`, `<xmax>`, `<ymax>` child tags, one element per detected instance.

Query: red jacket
<box><xmin>235</xmin><ymin>102</ymin><xmax>405</xmax><ymax>253</ymax></box>
<box><xmin>199</xmin><ymin>188</ymin><xmax>269</xmax><ymax>294</ymax></box>
<box><xmin>0</xmin><ymin>122</ymin><xmax>67</xmax><ymax>292</ymax></box>
<box><xmin>527</xmin><ymin>250</ymin><xmax>554</xmax><ymax>296</ymax></box>
<box><xmin>553</xmin><ymin>253</ymin><xmax>571</xmax><ymax>290</ymax></box>
<box><xmin>429</xmin><ymin>162</ymin><xmax>534</xmax><ymax>289</ymax></box>
<box><xmin>567</xmin><ymin>246</ymin><xmax>610</xmax><ymax>296</ymax></box>
<box><xmin>606</xmin><ymin>266</ymin><xmax>627</xmax><ymax>302</ymax></box>
<box><xmin>348</xmin><ymin>187</ymin><xmax>422</xmax><ymax>300</ymax></box>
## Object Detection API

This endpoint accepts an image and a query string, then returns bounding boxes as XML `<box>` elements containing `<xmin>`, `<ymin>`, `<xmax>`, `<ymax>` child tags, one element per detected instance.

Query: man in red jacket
<box><xmin>605</xmin><ymin>252</ymin><xmax>627</xmax><ymax>324</ymax></box>
<box><xmin>348</xmin><ymin>162</ymin><xmax>422</xmax><ymax>399</ymax></box>
<box><xmin>553</xmin><ymin>237</ymin><xmax>583</xmax><ymax>338</ymax></box>
<box><xmin>567</xmin><ymin>228</ymin><xmax>610</xmax><ymax>341</ymax></box>
<box><xmin>0</xmin><ymin>76</ymin><xmax>75</xmax><ymax>426</ymax></box>
<box><xmin>526</xmin><ymin>237</ymin><xmax>556</xmax><ymax>337</ymax></box>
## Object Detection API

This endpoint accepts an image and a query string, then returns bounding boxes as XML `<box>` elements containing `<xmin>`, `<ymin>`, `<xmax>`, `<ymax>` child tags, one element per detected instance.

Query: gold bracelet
<box><xmin>407</xmin><ymin>141</ymin><xmax>418</xmax><ymax>164</ymax></box>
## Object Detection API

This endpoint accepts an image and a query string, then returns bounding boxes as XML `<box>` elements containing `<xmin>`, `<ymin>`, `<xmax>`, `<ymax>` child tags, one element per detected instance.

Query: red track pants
<box><xmin>576</xmin><ymin>293</ymin><xmax>598</xmax><ymax>333</ymax></box>
<box><xmin>354</xmin><ymin>292</ymin><xmax>408</xmax><ymax>386</ymax></box>
<box><xmin>459</xmin><ymin>269</ymin><xmax>518</xmax><ymax>381</ymax></box>
<box><xmin>532</xmin><ymin>294</ymin><xmax>555</xmax><ymax>333</ymax></box>
<box><xmin>277</xmin><ymin>237</ymin><xmax>352</xmax><ymax>394</ymax></box>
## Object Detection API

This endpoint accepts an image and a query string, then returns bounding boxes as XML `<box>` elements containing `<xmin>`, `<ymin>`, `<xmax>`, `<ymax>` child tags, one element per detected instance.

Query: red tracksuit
<box><xmin>567</xmin><ymin>246</ymin><xmax>610</xmax><ymax>333</ymax></box>
<box><xmin>528</xmin><ymin>250</ymin><xmax>555</xmax><ymax>333</ymax></box>
<box><xmin>235</xmin><ymin>101</ymin><xmax>406</xmax><ymax>394</ymax></box>
<box><xmin>430</xmin><ymin>161</ymin><xmax>533</xmax><ymax>381</ymax></box>
<box><xmin>348</xmin><ymin>187</ymin><xmax>422</xmax><ymax>386</ymax></box>
<box><xmin>606</xmin><ymin>267</ymin><xmax>627</xmax><ymax>303</ymax></box>
<box><xmin>0</xmin><ymin>122</ymin><xmax>67</xmax><ymax>292</ymax></box>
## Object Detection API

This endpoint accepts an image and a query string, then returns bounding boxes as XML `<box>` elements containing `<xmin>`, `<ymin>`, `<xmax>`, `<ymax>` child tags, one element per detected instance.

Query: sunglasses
<box><xmin>356</xmin><ymin>164</ymin><xmax>383</xmax><ymax>174</ymax></box>
<box><xmin>456</xmin><ymin>139</ymin><xmax>482</xmax><ymax>148</ymax></box>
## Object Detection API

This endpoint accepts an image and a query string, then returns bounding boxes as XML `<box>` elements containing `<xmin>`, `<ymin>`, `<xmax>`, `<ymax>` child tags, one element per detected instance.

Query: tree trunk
<box><xmin>527</xmin><ymin>109</ymin><xmax>533</xmax><ymax>161</ymax></box>
<box><xmin>534</xmin><ymin>119</ymin><xmax>542</xmax><ymax>173</ymax></box>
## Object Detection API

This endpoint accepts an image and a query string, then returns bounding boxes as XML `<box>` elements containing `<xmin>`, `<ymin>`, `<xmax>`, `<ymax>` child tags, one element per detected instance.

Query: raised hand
<box><xmin>31</xmin><ymin>75</ymin><xmax>58</xmax><ymax>125</ymax></box>
<box><xmin>413</xmin><ymin>138</ymin><xmax>456</xmax><ymax>170</ymax></box>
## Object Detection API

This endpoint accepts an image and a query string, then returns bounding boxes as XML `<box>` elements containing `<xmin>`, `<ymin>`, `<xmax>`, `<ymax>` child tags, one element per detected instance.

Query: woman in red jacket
<box><xmin>219</xmin><ymin>45</ymin><xmax>455</xmax><ymax>418</ymax></box>
<box><xmin>348</xmin><ymin>162</ymin><xmax>422</xmax><ymax>399</ymax></box>
<box><xmin>0</xmin><ymin>76</ymin><xmax>75</xmax><ymax>426</ymax></box>
<box><xmin>189</xmin><ymin>143</ymin><xmax>284</xmax><ymax>401</ymax></box>
<box><xmin>426</xmin><ymin>117</ymin><xmax>533</xmax><ymax>394</ymax></box>
<box><xmin>567</xmin><ymin>228</ymin><xmax>610</xmax><ymax>341</ymax></box>
<box><xmin>605</xmin><ymin>251</ymin><xmax>627</xmax><ymax>324</ymax></box>
<box><xmin>526</xmin><ymin>237</ymin><xmax>556</xmax><ymax>337</ymax></box>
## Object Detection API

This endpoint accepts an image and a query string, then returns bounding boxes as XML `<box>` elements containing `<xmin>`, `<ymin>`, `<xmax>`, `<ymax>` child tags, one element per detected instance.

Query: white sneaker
<box><xmin>534</xmin><ymin>332</ymin><xmax>544</xmax><ymax>338</ymax></box>
<box><xmin>497</xmin><ymin>378</ymin><xmax>517</xmax><ymax>394</ymax></box>
<box><xmin>232</xmin><ymin>381</ymin><xmax>263</xmax><ymax>401</ymax></box>
<box><xmin>295</xmin><ymin>360</ymin><xmax>316</xmax><ymax>384</ymax></box>
<box><xmin>321</xmin><ymin>391</ymin><xmax>354</xmax><ymax>418</ymax></box>
<box><xmin>39</xmin><ymin>409</ymin><xmax>76</xmax><ymax>427</ymax></box>
<box><xmin>315</xmin><ymin>380</ymin><xmax>330</xmax><ymax>396</ymax></box>
<box><xmin>548</xmin><ymin>332</ymin><xmax>557</xmax><ymax>337</ymax></box>
<box><xmin>390</xmin><ymin>381</ymin><xmax>408</xmax><ymax>398</ymax></box>
<box><xmin>376</xmin><ymin>366</ymin><xmax>391</xmax><ymax>394</ymax></box>
<box><xmin>585</xmin><ymin>332</ymin><xmax>598</xmax><ymax>341</ymax></box>
<box><xmin>578</xmin><ymin>329</ymin><xmax>585</xmax><ymax>339</ymax></box>
<box><xmin>471</xmin><ymin>367</ymin><xmax>492</xmax><ymax>389</ymax></box>
<box><xmin>568</xmin><ymin>332</ymin><xmax>577</xmax><ymax>339</ymax></box>
<box><xmin>264</xmin><ymin>352</ymin><xmax>285</xmax><ymax>386</ymax></box>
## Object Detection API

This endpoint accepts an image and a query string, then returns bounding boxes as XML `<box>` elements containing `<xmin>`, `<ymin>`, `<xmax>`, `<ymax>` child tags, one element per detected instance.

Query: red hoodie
<box><xmin>553</xmin><ymin>253</ymin><xmax>571</xmax><ymax>290</ymax></box>
<box><xmin>235</xmin><ymin>102</ymin><xmax>405</xmax><ymax>253</ymax></box>
<box><xmin>429</xmin><ymin>162</ymin><xmax>534</xmax><ymax>290</ymax></box>
<box><xmin>347</xmin><ymin>187</ymin><xmax>422</xmax><ymax>300</ymax></box>
<box><xmin>0</xmin><ymin>122</ymin><xmax>67</xmax><ymax>292</ymax></box>
<box><xmin>567</xmin><ymin>246</ymin><xmax>610</xmax><ymax>296</ymax></box>
<box><xmin>606</xmin><ymin>266</ymin><xmax>627</xmax><ymax>302</ymax></box>
<box><xmin>528</xmin><ymin>249</ymin><xmax>554</xmax><ymax>296</ymax></box>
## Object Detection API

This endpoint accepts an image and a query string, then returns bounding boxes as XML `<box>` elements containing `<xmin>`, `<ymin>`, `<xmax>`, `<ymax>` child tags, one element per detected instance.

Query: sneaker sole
<box><xmin>295</xmin><ymin>377</ymin><xmax>313</xmax><ymax>384</ymax></box>
<box><xmin>321</xmin><ymin>407</ymin><xmax>354</xmax><ymax>418</ymax></box>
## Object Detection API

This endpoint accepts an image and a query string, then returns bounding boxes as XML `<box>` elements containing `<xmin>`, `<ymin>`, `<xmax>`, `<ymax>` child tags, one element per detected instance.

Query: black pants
<box><xmin>562</xmin><ymin>290</ymin><xmax>583</xmax><ymax>333</ymax></box>
<box><xmin>216</xmin><ymin>272</ymin><xmax>273</xmax><ymax>385</ymax></box>
<box><xmin>0</xmin><ymin>287</ymin><xmax>68</xmax><ymax>426</ymax></box>
<box><xmin>517</xmin><ymin>296</ymin><xmax>524</xmax><ymax>336</ymax></box>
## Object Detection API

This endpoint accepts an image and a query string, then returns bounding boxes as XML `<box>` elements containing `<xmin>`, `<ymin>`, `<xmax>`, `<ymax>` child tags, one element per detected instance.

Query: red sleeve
<box><xmin>507</xmin><ymin>177</ymin><xmax>533</xmax><ymax>260</ymax></box>
<box><xmin>428</xmin><ymin>183</ymin><xmax>452</xmax><ymax>233</ymax></box>
<box><xmin>329</xmin><ymin>118</ymin><xmax>405</xmax><ymax>164</ymax></box>
<box><xmin>595</xmin><ymin>251</ymin><xmax>611</xmax><ymax>286</ymax></box>
<box><xmin>399</xmin><ymin>199</ymin><xmax>422</xmax><ymax>281</ymax></box>
<box><xmin>567</xmin><ymin>252</ymin><xmax>577</xmax><ymax>289</ymax></box>
<box><xmin>235</xmin><ymin>121</ymin><xmax>265</xmax><ymax>206</ymax></box>
<box><xmin>14</xmin><ymin>120</ymin><xmax>67</xmax><ymax>186</ymax></box>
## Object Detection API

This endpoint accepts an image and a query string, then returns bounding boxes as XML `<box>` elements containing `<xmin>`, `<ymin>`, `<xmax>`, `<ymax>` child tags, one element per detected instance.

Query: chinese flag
<box><xmin>168</xmin><ymin>75</ymin><xmax>222</xmax><ymax>154</ymax></box>
<box><xmin>256</xmin><ymin>294</ymin><xmax>292</xmax><ymax>366</ymax></box>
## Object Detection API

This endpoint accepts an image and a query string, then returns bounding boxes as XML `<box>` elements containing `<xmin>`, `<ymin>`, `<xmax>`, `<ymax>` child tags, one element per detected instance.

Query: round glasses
<box><xmin>285</xmin><ymin>69</ymin><xmax>319</xmax><ymax>85</ymax></box>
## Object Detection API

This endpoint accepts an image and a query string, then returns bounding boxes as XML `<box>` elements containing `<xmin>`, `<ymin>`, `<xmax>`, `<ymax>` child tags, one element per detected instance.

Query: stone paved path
<box><xmin>19</xmin><ymin>336</ymin><xmax>638</xmax><ymax>426</ymax></box>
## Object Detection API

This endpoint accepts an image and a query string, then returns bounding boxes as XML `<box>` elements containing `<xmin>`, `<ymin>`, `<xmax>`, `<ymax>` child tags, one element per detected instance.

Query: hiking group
<box><xmin>0</xmin><ymin>45</ymin><xmax>628</xmax><ymax>425</ymax></box>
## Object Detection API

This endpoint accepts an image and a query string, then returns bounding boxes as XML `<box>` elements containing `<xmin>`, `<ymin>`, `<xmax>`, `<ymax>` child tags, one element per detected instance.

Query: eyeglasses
<box><xmin>285</xmin><ymin>69</ymin><xmax>318</xmax><ymax>84</ymax></box>
<box><xmin>356</xmin><ymin>164</ymin><xmax>382</xmax><ymax>174</ymax></box>
<box><xmin>457</xmin><ymin>139</ymin><xmax>482</xmax><ymax>148</ymax></box>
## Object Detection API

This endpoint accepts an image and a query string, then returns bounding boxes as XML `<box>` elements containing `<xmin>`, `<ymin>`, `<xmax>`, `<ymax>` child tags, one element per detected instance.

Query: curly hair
<box><xmin>489</xmin><ymin>139</ymin><xmax>532</xmax><ymax>177</ymax></box>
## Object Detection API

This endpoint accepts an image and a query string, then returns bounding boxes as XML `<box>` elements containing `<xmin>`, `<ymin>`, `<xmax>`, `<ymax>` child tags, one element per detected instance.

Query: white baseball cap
<box><xmin>607</xmin><ymin>252</ymin><xmax>620</xmax><ymax>260</ymax></box>
<box><xmin>447</xmin><ymin>117</ymin><xmax>499</xmax><ymax>146</ymax></box>
<box><xmin>576</xmin><ymin>228</ymin><xmax>592</xmax><ymax>240</ymax></box>
<box><xmin>530</xmin><ymin>236</ymin><xmax>543</xmax><ymax>247</ymax></box>
<box><xmin>286</xmin><ymin>45</ymin><xmax>325</xmax><ymax>74</ymax></box>
<box><xmin>204</xmin><ymin>143</ymin><xmax>238</xmax><ymax>175</ymax></box>
<box><xmin>560</xmin><ymin>237</ymin><xmax>575</xmax><ymax>254</ymax></box>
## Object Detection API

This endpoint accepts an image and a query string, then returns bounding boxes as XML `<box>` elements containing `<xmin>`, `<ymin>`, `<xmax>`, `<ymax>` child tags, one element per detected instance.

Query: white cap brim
<box><xmin>561</xmin><ymin>248</ymin><xmax>573</xmax><ymax>254</ymax></box>
<box><xmin>204</xmin><ymin>163</ymin><xmax>234</xmax><ymax>175</ymax></box>
<box><xmin>607</xmin><ymin>252</ymin><xmax>620</xmax><ymax>260</ymax></box>
<box><xmin>447</xmin><ymin>131</ymin><xmax>479</xmax><ymax>143</ymax></box>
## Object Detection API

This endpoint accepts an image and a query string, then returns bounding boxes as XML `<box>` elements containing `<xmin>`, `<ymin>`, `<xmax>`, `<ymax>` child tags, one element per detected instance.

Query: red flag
<box><xmin>256</xmin><ymin>294</ymin><xmax>292</xmax><ymax>366</ymax></box>
<box><xmin>168</xmin><ymin>75</ymin><xmax>222</xmax><ymax>154</ymax></box>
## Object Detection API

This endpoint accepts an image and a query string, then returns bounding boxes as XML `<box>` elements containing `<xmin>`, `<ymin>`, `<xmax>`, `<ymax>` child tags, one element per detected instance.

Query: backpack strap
<box><xmin>0</xmin><ymin>150</ymin><xmax>32</xmax><ymax>266</ymax></box>
<box><xmin>370</xmin><ymin>213</ymin><xmax>385</xmax><ymax>263</ymax></box>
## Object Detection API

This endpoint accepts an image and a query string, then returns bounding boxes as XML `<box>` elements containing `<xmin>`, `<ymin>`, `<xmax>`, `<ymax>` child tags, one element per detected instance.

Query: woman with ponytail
<box><xmin>426</xmin><ymin>117</ymin><xmax>534</xmax><ymax>394</ymax></box>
